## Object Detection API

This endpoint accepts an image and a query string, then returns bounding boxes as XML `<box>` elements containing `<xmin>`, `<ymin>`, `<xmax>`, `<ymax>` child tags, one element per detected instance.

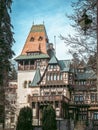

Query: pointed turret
<box><xmin>30</xmin><ymin>68</ymin><xmax>41</xmax><ymax>87</ymax></box>
<box><xmin>48</xmin><ymin>55</ymin><xmax>58</xmax><ymax>64</ymax></box>
<box><xmin>21</xmin><ymin>24</ymin><xmax>49</xmax><ymax>55</ymax></box>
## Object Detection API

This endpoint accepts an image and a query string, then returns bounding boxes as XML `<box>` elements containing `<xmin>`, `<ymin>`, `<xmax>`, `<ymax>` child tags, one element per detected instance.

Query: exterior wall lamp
<box><xmin>78</xmin><ymin>10</ymin><xmax>92</xmax><ymax>34</ymax></box>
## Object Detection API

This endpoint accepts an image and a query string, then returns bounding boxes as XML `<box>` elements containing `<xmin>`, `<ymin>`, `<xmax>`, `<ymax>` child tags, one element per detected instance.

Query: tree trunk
<box><xmin>97</xmin><ymin>0</ymin><xmax>98</xmax><ymax>102</ymax></box>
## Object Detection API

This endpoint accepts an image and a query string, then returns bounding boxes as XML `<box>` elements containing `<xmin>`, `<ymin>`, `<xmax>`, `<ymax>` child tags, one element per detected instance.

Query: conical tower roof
<box><xmin>21</xmin><ymin>24</ymin><xmax>49</xmax><ymax>55</ymax></box>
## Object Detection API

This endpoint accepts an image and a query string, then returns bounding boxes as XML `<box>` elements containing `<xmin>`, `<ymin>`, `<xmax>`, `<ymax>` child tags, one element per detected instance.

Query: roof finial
<box><xmin>54</xmin><ymin>36</ymin><xmax>56</xmax><ymax>56</ymax></box>
<box><xmin>43</xmin><ymin>21</ymin><xmax>45</xmax><ymax>25</ymax></box>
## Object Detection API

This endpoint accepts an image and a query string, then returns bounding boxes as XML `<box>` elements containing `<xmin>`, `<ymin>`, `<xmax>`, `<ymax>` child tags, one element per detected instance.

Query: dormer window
<box><xmin>38</xmin><ymin>36</ymin><xmax>43</xmax><ymax>41</ymax></box>
<box><xmin>30</xmin><ymin>37</ymin><xmax>34</xmax><ymax>42</ymax></box>
<box><xmin>78</xmin><ymin>68</ymin><xmax>84</xmax><ymax>73</ymax></box>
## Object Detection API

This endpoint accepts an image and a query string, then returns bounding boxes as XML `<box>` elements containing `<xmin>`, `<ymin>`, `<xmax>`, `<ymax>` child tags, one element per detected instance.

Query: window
<box><xmin>31</xmin><ymin>60</ymin><xmax>34</xmax><ymax>65</ymax></box>
<box><xmin>30</xmin><ymin>37</ymin><xmax>34</xmax><ymax>42</ymax></box>
<box><xmin>11</xmin><ymin>117</ymin><xmax>14</xmax><ymax>123</ymax></box>
<box><xmin>57</xmin><ymin>74</ymin><xmax>59</xmax><ymax>80</ymax></box>
<box><xmin>50</xmin><ymin>65</ymin><xmax>53</xmax><ymax>69</ymax></box>
<box><xmin>51</xmin><ymin>92</ymin><xmax>56</xmax><ymax>95</ymax></box>
<box><xmin>94</xmin><ymin>112</ymin><xmax>98</xmax><ymax>120</ymax></box>
<box><xmin>74</xmin><ymin>95</ymin><xmax>83</xmax><ymax>102</ymax></box>
<box><xmin>80</xmin><ymin>95</ymin><xmax>83</xmax><ymax>101</ymax></box>
<box><xmin>28</xmin><ymin>81</ymin><xmax>31</xmax><ymax>86</ymax></box>
<box><xmin>74</xmin><ymin>96</ymin><xmax>79</xmax><ymax>102</ymax></box>
<box><xmin>24</xmin><ymin>81</ymin><xmax>27</xmax><ymax>88</ymax></box>
<box><xmin>65</xmin><ymin>73</ymin><xmax>68</xmax><ymax>78</ymax></box>
<box><xmin>58</xmin><ymin>92</ymin><xmax>62</xmax><ymax>95</ymax></box>
<box><xmin>91</xmin><ymin>93</ymin><xmax>96</xmax><ymax>102</ymax></box>
<box><xmin>38</xmin><ymin>36</ymin><xmax>43</xmax><ymax>41</ymax></box>
<box><xmin>33</xmin><ymin>93</ymin><xmax>38</xmax><ymax>96</ymax></box>
<box><xmin>60</xmin><ymin>74</ymin><xmax>62</xmax><ymax>80</ymax></box>
<box><xmin>78</xmin><ymin>69</ymin><xmax>84</xmax><ymax>72</ymax></box>
<box><xmin>47</xmin><ymin>74</ymin><xmax>50</xmax><ymax>81</ymax></box>
<box><xmin>50</xmin><ymin>73</ymin><xmax>53</xmax><ymax>80</ymax></box>
<box><xmin>53</xmin><ymin>65</ymin><xmax>57</xmax><ymax>69</ymax></box>
<box><xmin>45</xmin><ymin>92</ymin><xmax>49</xmax><ymax>95</ymax></box>
<box><xmin>54</xmin><ymin>74</ymin><xmax>56</xmax><ymax>80</ymax></box>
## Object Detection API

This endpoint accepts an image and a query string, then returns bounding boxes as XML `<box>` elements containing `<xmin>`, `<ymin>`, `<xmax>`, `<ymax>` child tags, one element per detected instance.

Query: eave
<box><xmin>15</xmin><ymin>54</ymin><xmax>50</xmax><ymax>61</ymax></box>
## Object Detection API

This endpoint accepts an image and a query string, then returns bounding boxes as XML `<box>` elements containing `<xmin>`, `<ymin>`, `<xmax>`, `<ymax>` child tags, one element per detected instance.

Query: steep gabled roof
<box><xmin>21</xmin><ymin>24</ymin><xmax>48</xmax><ymax>55</ymax></box>
<box><xmin>48</xmin><ymin>55</ymin><xmax>71</xmax><ymax>72</ymax></box>
<box><xmin>59</xmin><ymin>60</ymin><xmax>71</xmax><ymax>72</ymax></box>
<box><xmin>48</xmin><ymin>55</ymin><xmax>58</xmax><ymax>64</ymax></box>
<box><xmin>30</xmin><ymin>68</ymin><xmax>41</xmax><ymax>87</ymax></box>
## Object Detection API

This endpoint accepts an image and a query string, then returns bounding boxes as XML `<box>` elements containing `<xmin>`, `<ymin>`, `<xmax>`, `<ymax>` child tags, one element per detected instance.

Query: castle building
<box><xmin>15</xmin><ymin>24</ymin><xmax>98</xmax><ymax>129</ymax></box>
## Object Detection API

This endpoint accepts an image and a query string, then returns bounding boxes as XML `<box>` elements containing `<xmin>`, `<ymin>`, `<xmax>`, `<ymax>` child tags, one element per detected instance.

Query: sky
<box><xmin>11</xmin><ymin>0</ymin><xmax>76</xmax><ymax>60</ymax></box>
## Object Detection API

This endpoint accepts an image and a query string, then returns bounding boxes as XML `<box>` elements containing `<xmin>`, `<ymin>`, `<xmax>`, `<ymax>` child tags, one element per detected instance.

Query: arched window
<box><xmin>28</xmin><ymin>81</ymin><xmax>31</xmax><ymax>86</ymax></box>
<box><xmin>50</xmin><ymin>73</ymin><xmax>53</xmax><ymax>80</ymax></box>
<box><xmin>38</xmin><ymin>36</ymin><xmax>43</xmax><ymax>41</ymax></box>
<box><xmin>47</xmin><ymin>74</ymin><xmax>50</xmax><ymax>81</ymax></box>
<box><xmin>60</xmin><ymin>74</ymin><xmax>62</xmax><ymax>80</ymax></box>
<box><xmin>54</xmin><ymin>73</ymin><xmax>56</xmax><ymax>80</ymax></box>
<box><xmin>57</xmin><ymin>74</ymin><xmax>59</xmax><ymax>80</ymax></box>
<box><xmin>24</xmin><ymin>81</ymin><xmax>27</xmax><ymax>88</ymax></box>
<box><xmin>30</xmin><ymin>37</ymin><xmax>34</xmax><ymax>42</ymax></box>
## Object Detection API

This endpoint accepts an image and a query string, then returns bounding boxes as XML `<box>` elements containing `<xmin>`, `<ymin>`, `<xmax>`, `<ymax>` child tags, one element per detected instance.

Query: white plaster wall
<box><xmin>17</xmin><ymin>70</ymin><xmax>36</xmax><ymax>108</ymax></box>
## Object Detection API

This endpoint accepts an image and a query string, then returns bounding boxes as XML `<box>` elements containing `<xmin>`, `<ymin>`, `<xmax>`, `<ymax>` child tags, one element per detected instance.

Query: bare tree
<box><xmin>60</xmin><ymin>0</ymin><xmax>96</xmax><ymax>61</ymax></box>
<box><xmin>61</xmin><ymin>0</ymin><xmax>98</xmax><ymax>102</ymax></box>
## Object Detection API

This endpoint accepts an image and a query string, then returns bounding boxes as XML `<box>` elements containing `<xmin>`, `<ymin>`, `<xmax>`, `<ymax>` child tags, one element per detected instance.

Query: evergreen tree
<box><xmin>16</xmin><ymin>107</ymin><xmax>33</xmax><ymax>130</ymax></box>
<box><xmin>42</xmin><ymin>105</ymin><xmax>57</xmax><ymax>130</ymax></box>
<box><xmin>0</xmin><ymin>0</ymin><xmax>14</xmax><ymax>128</ymax></box>
<box><xmin>9</xmin><ymin>63</ymin><xmax>17</xmax><ymax>80</ymax></box>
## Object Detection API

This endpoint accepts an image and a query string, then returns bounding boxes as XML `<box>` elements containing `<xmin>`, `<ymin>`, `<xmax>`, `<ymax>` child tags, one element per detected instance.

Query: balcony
<box><xmin>29</xmin><ymin>95</ymin><xmax>69</xmax><ymax>103</ymax></box>
<box><xmin>18</xmin><ymin>65</ymin><xmax>36</xmax><ymax>70</ymax></box>
<box><xmin>73</xmin><ymin>84</ymin><xmax>96</xmax><ymax>91</ymax></box>
<box><xmin>70</xmin><ymin>100</ymin><xmax>98</xmax><ymax>106</ymax></box>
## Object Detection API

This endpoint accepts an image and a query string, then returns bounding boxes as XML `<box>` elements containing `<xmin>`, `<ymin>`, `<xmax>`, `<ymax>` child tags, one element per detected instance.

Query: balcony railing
<box><xmin>70</xmin><ymin>100</ymin><xmax>98</xmax><ymax>105</ymax></box>
<box><xmin>73</xmin><ymin>84</ymin><xmax>96</xmax><ymax>90</ymax></box>
<box><xmin>29</xmin><ymin>95</ymin><xmax>69</xmax><ymax>103</ymax></box>
<box><xmin>18</xmin><ymin>65</ymin><xmax>36</xmax><ymax>70</ymax></box>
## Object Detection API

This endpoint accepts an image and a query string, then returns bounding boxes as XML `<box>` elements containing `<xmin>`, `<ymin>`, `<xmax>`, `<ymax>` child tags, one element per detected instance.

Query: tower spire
<box><xmin>43</xmin><ymin>21</ymin><xmax>44</xmax><ymax>25</ymax></box>
<box><xmin>54</xmin><ymin>36</ymin><xmax>56</xmax><ymax>56</ymax></box>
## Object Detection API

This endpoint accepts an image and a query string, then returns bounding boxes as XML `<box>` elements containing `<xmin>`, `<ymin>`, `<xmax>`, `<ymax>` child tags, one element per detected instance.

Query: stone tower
<box><xmin>15</xmin><ymin>24</ymin><xmax>50</xmax><ymax>109</ymax></box>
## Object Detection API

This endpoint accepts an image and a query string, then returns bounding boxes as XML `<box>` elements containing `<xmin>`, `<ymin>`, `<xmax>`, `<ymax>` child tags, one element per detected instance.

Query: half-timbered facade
<box><xmin>69</xmin><ymin>63</ymin><xmax>98</xmax><ymax>128</ymax></box>
<box><xmin>28</xmin><ymin>56</ymin><xmax>72</xmax><ymax>125</ymax></box>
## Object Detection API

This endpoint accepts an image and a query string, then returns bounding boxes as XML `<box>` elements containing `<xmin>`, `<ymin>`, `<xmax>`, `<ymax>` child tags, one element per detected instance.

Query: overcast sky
<box><xmin>11</xmin><ymin>0</ymin><xmax>77</xmax><ymax>60</ymax></box>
